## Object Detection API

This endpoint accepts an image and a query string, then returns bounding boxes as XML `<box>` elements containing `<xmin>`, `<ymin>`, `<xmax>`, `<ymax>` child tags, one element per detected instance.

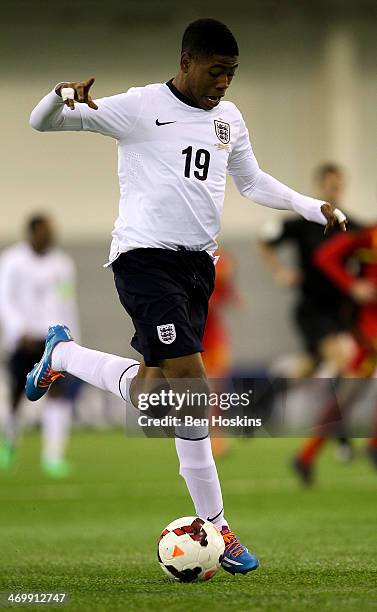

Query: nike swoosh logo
<box><xmin>155</xmin><ymin>119</ymin><xmax>176</xmax><ymax>126</ymax></box>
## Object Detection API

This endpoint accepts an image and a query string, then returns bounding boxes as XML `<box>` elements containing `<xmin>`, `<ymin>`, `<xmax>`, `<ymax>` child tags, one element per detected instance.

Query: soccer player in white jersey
<box><xmin>26</xmin><ymin>19</ymin><xmax>346</xmax><ymax>575</ymax></box>
<box><xmin>0</xmin><ymin>215</ymin><xmax>80</xmax><ymax>477</ymax></box>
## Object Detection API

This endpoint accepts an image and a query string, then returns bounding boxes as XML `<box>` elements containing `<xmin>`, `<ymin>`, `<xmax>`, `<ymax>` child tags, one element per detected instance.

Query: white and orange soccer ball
<box><xmin>157</xmin><ymin>516</ymin><xmax>225</xmax><ymax>582</ymax></box>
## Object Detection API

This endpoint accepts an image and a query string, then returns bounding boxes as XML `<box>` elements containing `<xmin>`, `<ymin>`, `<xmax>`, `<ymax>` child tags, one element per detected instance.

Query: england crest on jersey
<box><xmin>157</xmin><ymin>323</ymin><xmax>176</xmax><ymax>344</ymax></box>
<box><xmin>214</xmin><ymin>120</ymin><xmax>230</xmax><ymax>144</ymax></box>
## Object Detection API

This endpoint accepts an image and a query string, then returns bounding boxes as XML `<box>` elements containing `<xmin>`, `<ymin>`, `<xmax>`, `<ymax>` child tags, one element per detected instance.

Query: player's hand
<box><xmin>349</xmin><ymin>280</ymin><xmax>377</xmax><ymax>304</ymax></box>
<box><xmin>55</xmin><ymin>77</ymin><xmax>98</xmax><ymax>110</ymax></box>
<box><xmin>321</xmin><ymin>202</ymin><xmax>348</xmax><ymax>235</ymax></box>
<box><xmin>273</xmin><ymin>267</ymin><xmax>302</xmax><ymax>289</ymax></box>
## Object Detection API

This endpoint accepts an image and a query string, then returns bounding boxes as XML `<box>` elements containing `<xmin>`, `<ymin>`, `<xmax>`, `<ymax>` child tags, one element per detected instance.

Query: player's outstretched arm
<box><xmin>30</xmin><ymin>77</ymin><xmax>97</xmax><ymax>132</ymax></box>
<box><xmin>228</xmin><ymin>115</ymin><xmax>347</xmax><ymax>234</ymax></box>
<box><xmin>257</xmin><ymin>241</ymin><xmax>302</xmax><ymax>288</ymax></box>
<box><xmin>239</xmin><ymin>170</ymin><xmax>348</xmax><ymax>235</ymax></box>
<box><xmin>30</xmin><ymin>79</ymin><xmax>141</xmax><ymax>139</ymax></box>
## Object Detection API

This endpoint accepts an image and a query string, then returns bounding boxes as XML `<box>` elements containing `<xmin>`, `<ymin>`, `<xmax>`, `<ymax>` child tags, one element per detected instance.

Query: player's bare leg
<box><xmin>293</xmin><ymin>332</ymin><xmax>358</xmax><ymax>483</ymax></box>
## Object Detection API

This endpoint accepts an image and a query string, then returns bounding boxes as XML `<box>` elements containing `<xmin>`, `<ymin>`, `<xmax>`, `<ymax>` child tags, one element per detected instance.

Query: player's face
<box><xmin>30</xmin><ymin>220</ymin><xmax>55</xmax><ymax>253</ymax></box>
<box><xmin>319</xmin><ymin>172</ymin><xmax>344</xmax><ymax>205</ymax></box>
<box><xmin>182</xmin><ymin>53</ymin><xmax>238</xmax><ymax>110</ymax></box>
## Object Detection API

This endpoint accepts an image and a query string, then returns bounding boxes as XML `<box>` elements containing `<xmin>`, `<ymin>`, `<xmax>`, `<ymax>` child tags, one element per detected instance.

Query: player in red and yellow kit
<box><xmin>294</xmin><ymin>225</ymin><xmax>377</xmax><ymax>482</ymax></box>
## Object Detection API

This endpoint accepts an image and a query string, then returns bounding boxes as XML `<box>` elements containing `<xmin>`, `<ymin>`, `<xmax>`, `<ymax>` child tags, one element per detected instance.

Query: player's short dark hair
<box><xmin>182</xmin><ymin>19</ymin><xmax>239</xmax><ymax>58</ymax></box>
<box><xmin>315</xmin><ymin>163</ymin><xmax>343</xmax><ymax>182</ymax></box>
<box><xmin>27</xmin><ymin>214</ymin><xmax>49</xmax><ymax>235</ymax></box>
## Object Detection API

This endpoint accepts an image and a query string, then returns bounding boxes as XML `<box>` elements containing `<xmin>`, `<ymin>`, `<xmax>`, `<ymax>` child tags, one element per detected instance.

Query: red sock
<box><xmin>368</xmin><ymin>437</ymin><xmax>377</xmax><ymax>449</ymax></box>
<box><xmin>298</xmin><ymin>437</ymin><xmax>326</xmax><ymax>464</ymax></box>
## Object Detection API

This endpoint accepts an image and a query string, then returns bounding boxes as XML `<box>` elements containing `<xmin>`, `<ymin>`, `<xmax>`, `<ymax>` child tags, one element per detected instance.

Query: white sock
<box><xmin>51</xmin><ymin>341</ymin><xmax>139</xmax><ymax>400</ymax></box>
<box><xmin>175</xmin><ymin>437</ymin><xmax>228</xmax><ymax>529</ymax></box>
<box><xmin>42</xmin><ymin>398</ymin><xmax>71</xmax><ymax>463</ymax></box>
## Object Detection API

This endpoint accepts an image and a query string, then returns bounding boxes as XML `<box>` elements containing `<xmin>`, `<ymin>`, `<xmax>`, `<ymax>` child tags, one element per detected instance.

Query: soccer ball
<box><xmin>158</xmin><ymin>516</ymin><xmax>225</xmax><ymax>582</ymax></box>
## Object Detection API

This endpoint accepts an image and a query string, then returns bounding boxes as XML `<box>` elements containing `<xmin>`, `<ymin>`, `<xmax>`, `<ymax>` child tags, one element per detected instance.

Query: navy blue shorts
<box><xmin>112</xmin><ymin>248</ymin><xmax>215</xmax><ymax>367</ymax></box>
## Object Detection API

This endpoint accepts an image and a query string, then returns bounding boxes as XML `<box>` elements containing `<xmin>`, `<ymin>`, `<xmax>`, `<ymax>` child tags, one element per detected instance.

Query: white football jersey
<box><xmin>79</xmin><ymin>82</ymin><xmax>261</xmax><ymax>261</ymax></box>
<box><xmin>30</xmin><ymin>81</ymin><xmax>327</xmax><ymax>263</ymax></box>
<box><xmin>0</xmin><ymin>243</ymin><xmax>80</xmax><ymax>351</ymax></box>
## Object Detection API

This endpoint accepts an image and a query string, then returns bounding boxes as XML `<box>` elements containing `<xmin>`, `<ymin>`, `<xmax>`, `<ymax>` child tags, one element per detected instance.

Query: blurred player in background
<box><xmin>202</xmin><ymin>250</ymin><xmax>239</xmax><ymax>457</ymax></box>
<box><xmin>294</xmin><ymin>222</ymin><xmax>377</xmax><ymax>479</ymax></box>
<box><xmin>258</xmin><ymin>163</ymin><xmax>361</xmax><ymax>377</ymax></box>
<box><xmin>0</xmin><ymin>215</ymin><xmax>80</xmax><ymax>476</ymax></box>
<box><xmin>258</xmin><ymin>163</ymin><xmax>361</xmax><ymax>463</ymax></box>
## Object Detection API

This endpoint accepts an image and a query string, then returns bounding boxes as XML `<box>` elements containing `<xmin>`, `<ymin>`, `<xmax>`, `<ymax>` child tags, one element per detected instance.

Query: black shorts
<box><xmin>112</xmin><ymin>248</ymin><xmax>215</xmax><ymax>367</ymax></box>
<box><xmin>294</xmin><ymin>298</ymin><xmax>354</xmax><ymax>356</ymax></box>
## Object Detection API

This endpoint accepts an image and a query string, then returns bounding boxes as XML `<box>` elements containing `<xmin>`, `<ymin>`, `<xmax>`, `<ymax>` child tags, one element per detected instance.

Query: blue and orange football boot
<box><xmin>25</xmin><ymin>325</ymin><xmax>73</xmax><ymax>401</ymax></box>
<box><xmin>220</xmin><ymin>526</ymin><xmax>259</xmax><ymax>575</ymax></box>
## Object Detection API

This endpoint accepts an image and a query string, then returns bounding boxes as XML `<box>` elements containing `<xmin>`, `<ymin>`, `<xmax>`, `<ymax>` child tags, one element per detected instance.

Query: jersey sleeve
<box><xmin>227</xmin><ymin>111</ymin><xmax>326</xmax><ymax>226</ymax></box>
<box><xmin>227</xmin><ymin>113</ymin><xmax>260</xmax><ymax>180</ymax></box>
<box><xmin>78</xmin><ymin>87</ymin><xmax>143</xmax><ymax>138</ymax></box>
<box><xmin>30</xmin><ymin>86</ymin><xmax>143</xmax><ymax>140</ymax></box>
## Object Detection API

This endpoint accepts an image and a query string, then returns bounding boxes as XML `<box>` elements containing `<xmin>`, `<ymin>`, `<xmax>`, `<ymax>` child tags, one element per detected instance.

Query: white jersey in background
<box><xmin>0</xmin><ymin>242</ymin><xmax>80</xmax><ymax>352</ymax></box>
<box><xmin>30</xmin><ymin>80</ymin><xmax>327</xmax><ymax>263</ymax></box>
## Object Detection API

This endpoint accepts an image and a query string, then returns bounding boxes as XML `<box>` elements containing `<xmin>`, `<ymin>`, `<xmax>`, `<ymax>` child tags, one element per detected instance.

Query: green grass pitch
<box><xmin>0</xmin><ymin>432</ymin><xmax>376</xmax><ymax>611</ymax></box>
